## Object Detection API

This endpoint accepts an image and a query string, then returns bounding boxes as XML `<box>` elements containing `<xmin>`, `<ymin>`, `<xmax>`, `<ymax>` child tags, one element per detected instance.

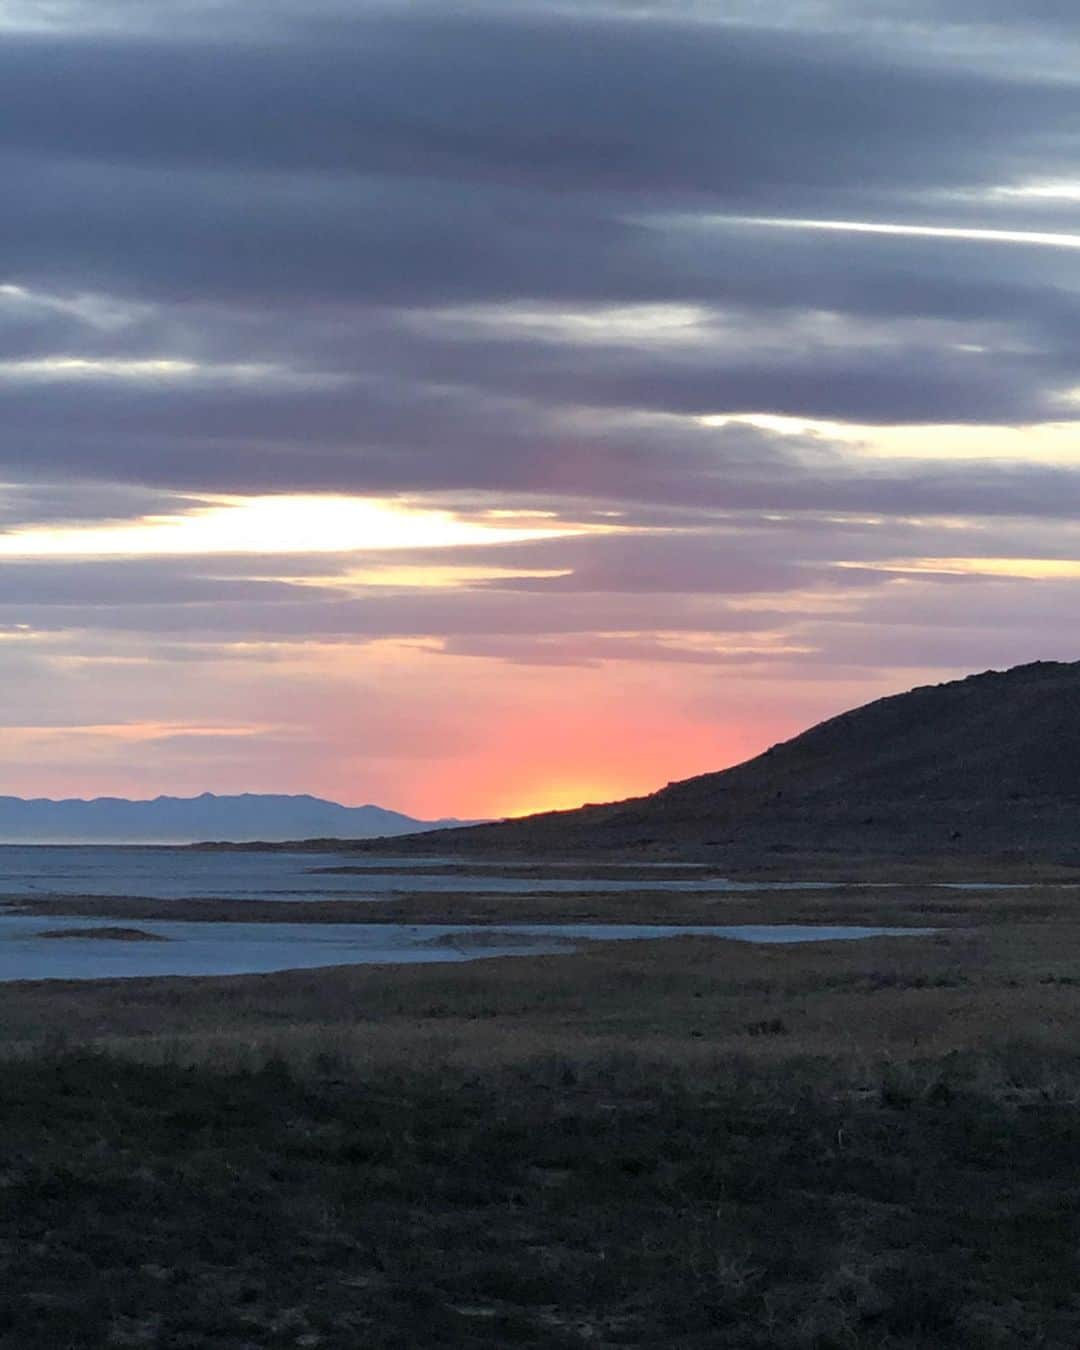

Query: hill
<box><xmin>358</xmin><ymin>660</ymin><xmax>1080</xmax><ymax>870</ymax></box>
<box><xmin>0</xmin><ymin>793</ymin><xmax>472</xmax><ymax>844</ymax></box>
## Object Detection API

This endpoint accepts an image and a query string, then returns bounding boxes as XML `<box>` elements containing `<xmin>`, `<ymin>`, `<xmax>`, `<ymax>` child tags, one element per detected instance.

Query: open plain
<box><xmin>3</xmin><ymin>858</ymin><xmax>1080</xmax><ymax>1348</ymax></box>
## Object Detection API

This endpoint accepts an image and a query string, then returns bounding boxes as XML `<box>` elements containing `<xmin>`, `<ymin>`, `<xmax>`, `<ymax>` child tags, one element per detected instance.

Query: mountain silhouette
<box><xmin>0</xmin><ymin>793</ymin><xmax>472</xmax><ymax>844</ymax></box>
<box><xmin>364</xmin><ymin>660</ymin><xmax>1080</xmax><ymax>868</ymax></box>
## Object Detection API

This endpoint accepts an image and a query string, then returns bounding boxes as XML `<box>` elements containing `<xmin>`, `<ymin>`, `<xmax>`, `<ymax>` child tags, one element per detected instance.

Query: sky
<box><xmin>3</xmin><ymin>0</ymin><xmax>1080</xmax><ymax>818</ymax></box>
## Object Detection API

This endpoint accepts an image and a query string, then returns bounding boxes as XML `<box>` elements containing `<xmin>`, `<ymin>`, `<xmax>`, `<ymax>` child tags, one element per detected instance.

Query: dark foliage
<box><xmin>2</xmin><ymin>1049</ymin><xmax>1079</xmax><ymax>1346</ymax></box>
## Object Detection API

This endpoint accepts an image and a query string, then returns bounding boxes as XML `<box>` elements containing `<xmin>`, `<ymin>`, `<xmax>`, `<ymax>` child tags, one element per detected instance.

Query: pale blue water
<box><xmin>0</xmin><ymin>915</ymin><xmax>936</xmax><ymax>983</ymax></box>
<box><xmin>0</xmin><ymin>846</ymin><xmax>946</xmax><ymax>982</ymax></box>
<box><xmin>0</xmin><ymin>845</ymin><xmax>828</xmax><ymax>902</ymax></box>
<box><xmin>0</xmin><ymin>846</ymin><xmax>1022</xmax><ymax>906</ymax></box>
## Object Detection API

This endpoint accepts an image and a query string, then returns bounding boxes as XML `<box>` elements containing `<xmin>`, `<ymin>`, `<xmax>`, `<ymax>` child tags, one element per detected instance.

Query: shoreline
<box><xmin>2</xmin><ymin>880</ymin><xmax>1075</xmax><ymax>929</ymax></box>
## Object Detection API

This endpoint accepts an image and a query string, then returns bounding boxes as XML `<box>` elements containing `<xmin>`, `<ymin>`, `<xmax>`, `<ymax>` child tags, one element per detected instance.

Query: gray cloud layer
<box><xmin>3</xmin><ymin>0</ymin><xmax>1080</xmax><ymax>703</ymax></box>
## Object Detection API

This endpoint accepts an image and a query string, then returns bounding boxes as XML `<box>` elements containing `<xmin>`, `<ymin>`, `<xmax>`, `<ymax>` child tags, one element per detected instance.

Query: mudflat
<box><xmin>4</xmin><ymin>877</ymin><xmax>1078</xmax><ymax>927</ymax></box>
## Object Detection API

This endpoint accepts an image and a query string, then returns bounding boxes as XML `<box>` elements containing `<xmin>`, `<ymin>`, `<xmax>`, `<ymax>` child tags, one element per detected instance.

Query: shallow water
<box><xmin>0</xmin><ymin>845</ymin><xmax>830</xmax><ymax>903</ymax></box>
<box><xmin>0</xmin><ymin>915</ymin><xmax>935</xmax><ymax>982</ymax></box>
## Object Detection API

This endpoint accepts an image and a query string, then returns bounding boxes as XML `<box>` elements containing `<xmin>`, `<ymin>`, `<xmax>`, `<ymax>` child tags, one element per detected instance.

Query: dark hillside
<box><xmin>360</xmin><ymin>661</ymin><xmax>1080</xmax><ymax>868</ymax></box>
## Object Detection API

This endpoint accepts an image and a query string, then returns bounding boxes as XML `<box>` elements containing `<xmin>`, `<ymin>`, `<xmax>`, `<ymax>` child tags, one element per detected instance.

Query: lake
<box><xmin>0</xmin><ymin>844</ymin><xmax>830</xmax><ymax>902</ymax></box>
<box><xmin>0</xmin><ymin>913</ymin><xmax>936</xmax><ymax>982</ymax></box>
<box><xmin>0</xmin><ymin>845</ymin><xmax>943</xmax><ymax>982</ymax></box>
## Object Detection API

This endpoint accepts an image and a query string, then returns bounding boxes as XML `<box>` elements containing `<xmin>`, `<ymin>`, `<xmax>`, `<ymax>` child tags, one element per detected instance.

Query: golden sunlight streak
<box><xmin>0</xmin><ymin>495</ymin><xmax>595</xmax><ymax>558</ymax></box>
<box><xmin>839</xmin><ymin>557</ymin><xmax>1080</xmax><ymax>579</ymax></box>
<box><xmin>317</xmin><ymin>565</ymin><xmax>572</xmax><ymax>590</ymax></box>
<box><xmin>699</xmin><ymin>414</ymin><xmax>1080</xmax><ymax>467</ymax></box>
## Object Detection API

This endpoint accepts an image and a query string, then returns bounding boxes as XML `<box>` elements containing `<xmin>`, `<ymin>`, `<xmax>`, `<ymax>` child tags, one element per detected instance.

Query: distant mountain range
<box><xmin>361</xmin><ymin>660</ymin><xmax>1080</xmax><ymax>871</ymax></box>
<box><xmin>0</xmin><ymin>793</ymin><xmax>475</xmax><ymax>844</ymax></box>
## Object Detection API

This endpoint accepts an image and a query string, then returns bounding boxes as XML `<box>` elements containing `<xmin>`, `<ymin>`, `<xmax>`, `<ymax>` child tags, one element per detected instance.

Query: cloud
<box><xmin>0</xmin><ymin>559</ymin><xmax>341</xmax><ymax>606</ymax></box>
<box><xmin>2</xmin><ymin>0</ymin><xmax>1080</xmax><ymax>808</ymax></box>
<box><xmin>2</xmin><ymin>17</ymin><xmax>1071</xmax><ymax>196</ymax></box>
<box><xmin>888</xmin><ymin>0</ymin><xmax>1080</xmax><ymax>29</ymax></box>
<box><xmin>0</xmin><ymin>481</ymin><xmax>206</xmax><ymax>530</ymax></box>
<box><xmin>1</xmin><ymin>11</ymin><xmax>1078</xmax><ymax>314</ymax></box>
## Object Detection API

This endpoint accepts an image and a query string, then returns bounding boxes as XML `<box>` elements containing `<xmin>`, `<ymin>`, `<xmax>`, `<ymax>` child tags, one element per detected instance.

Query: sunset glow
<box><xmin>1</xmin><ymin>0</ymin><xmax>1079</xmax><ymax>821</ymax></box>
<box><xmin>0</xmin><ymin>495</ymin><xmax>593</xmax><ymax>559</ymax></box>
<box><xmin>849</xmin><ymin>557</ymin><xmax>1080</xmax><ymax>580</ymax></box>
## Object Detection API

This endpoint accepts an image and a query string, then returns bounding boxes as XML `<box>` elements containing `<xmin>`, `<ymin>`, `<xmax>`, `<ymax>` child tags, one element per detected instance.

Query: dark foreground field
<box><xmin>5</xmin><ymin>1045</ymin><xmax>1080</xmax><ymax>1349</ymax></box>
<box><xmin>3</xmin><ymin>903</ymin><xmax>1080</xmax><ymax>1347</ymax></box>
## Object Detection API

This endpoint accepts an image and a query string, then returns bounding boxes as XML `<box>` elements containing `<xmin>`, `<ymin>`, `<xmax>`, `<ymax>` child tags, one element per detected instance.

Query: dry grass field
<box><xmin>2</xmin><ymin>885</ymin><xmax>1080</xmax><ymax>1346</ymax></box>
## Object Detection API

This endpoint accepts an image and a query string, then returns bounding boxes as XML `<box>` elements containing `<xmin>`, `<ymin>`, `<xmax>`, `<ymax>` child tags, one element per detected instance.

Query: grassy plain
<box><xmin>3</xmin><ymin>882</ymin><xmax>1080</xmax><ymax>1346</ymax></box>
